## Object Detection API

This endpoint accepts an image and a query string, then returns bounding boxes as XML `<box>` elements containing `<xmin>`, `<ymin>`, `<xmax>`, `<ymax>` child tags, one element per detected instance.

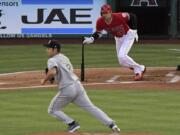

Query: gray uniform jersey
<box><xmin>47</xmin><ymin>53</ymin><xmax>79</xmax><ymax>89</ymax></box>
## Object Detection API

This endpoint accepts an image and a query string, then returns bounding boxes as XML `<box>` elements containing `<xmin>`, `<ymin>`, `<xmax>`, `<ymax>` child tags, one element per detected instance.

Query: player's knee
<box><xmin>118</xmin><ymin>53</ymin><xmax>125</xmax><ymax>59</ymax></box>
<box><xmin>118</xmin><ymin>54</ymin><xmax>127</xmax><ymax>64</ymax></box>
<box><xmin>48</xmin><ymin>106</ymin><xmax>57</xmax><ymax>115</ymax></box>
<box><xmin>48</xmin><ymin>106</ymin><xmax>61</xmax><ymax>115</ymax></box>
<box><xmin>48</xmin><ymin>107</ymin><xmax>54</xmax><ymax>115</ymax></box>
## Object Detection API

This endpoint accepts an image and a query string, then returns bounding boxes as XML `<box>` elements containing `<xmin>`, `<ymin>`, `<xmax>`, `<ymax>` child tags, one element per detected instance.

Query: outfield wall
<box><xmin>0</xmin><ymin>0</ymin><xmax>179</xmax><ymax>39</ymax></box>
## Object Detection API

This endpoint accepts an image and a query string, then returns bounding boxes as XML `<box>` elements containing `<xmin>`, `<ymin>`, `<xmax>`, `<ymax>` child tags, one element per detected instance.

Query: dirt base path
<box><xmin>0</xmin><ymin>67</ymin><xmax>179</xmax><ymax>90</ymax></box>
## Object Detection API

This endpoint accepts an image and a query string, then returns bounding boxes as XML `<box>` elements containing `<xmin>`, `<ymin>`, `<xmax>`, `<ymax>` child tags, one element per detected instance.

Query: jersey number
<box><xmin>66</xmin><ymin>64</ymin><xmax>71</xmax><ymax>71</ymax></box>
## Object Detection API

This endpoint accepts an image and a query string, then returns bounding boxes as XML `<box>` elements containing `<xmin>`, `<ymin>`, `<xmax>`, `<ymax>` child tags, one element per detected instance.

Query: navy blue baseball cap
<box><xmin>44</xmin><ymin>40</ymin><xmax>61</xmax><ymax>50</ymax></box>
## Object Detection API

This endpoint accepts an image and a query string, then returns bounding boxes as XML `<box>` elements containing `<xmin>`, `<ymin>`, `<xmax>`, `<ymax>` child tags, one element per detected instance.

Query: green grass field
<box><xmin>0</xmin><ymin>89</ymin><xmax>180</xmax><ymax>135</ymax></box>
<box><xmin>0</xmin><ymin>44</ymin><xmax>179</xmax><ymax>73</ymax></box>
<box><xmin>0</xmin><ymin>44</ymin><xmax>180</xmax><ymax>135</ymax></box>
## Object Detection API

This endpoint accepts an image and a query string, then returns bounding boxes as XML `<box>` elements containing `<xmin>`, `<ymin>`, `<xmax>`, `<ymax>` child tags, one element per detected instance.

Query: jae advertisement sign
<box><xmin>0</xmin><ymin>0</ymin><xmax>106</xmax><ymax>34</ymax></box>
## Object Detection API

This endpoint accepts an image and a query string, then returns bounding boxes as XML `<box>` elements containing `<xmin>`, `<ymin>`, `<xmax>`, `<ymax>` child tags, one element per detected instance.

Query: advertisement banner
<box><xmin>0</xmin><ymin>0</ymin><xmax>106</xmax><ymax>35</ymax></box>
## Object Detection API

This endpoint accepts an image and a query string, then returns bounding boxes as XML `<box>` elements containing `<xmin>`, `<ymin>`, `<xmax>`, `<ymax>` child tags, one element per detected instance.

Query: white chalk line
<box><xmin>168</xmin><ymin>49</ymin><xmax>180</xmax><ymax>59</ymax></box>
<box><xmin>85</xmin><ymin>81</ymin><xmax>160</xmax><ymax>85</ymax></box>
<box><xmin>0</xmin><ymin>82</ymin><xmax>17</xmax><ymax>85</ymax></box>
<box><xmin>168</xmin><ymin>49</ymin><xmax>180</xmax><ymax>52</ymax></box>
<box><xmin>0</xmin><ymin>81</ymin><xmax>154</xmax><ymax>90</ymax></box>
<box><xmin>0</xmin><ymin>85</ymin><xmax>57</xmax><ymax>90</ymax></box>
<box><xmin>0</xmin><ymin>81</ymin><xmax>29</xmax><ymax>85</ymax></box>
<box><xmin>105</xmin><ymin>75</ymin><xmax>120</xmax><ymax>83</ymax></box>
<box><xmin>0</xmin><ymin>82</ymin><xmax>8</xmax><ymax>85</ymax></box>
<box><xmin>0</xmin><ymin>70</ymin><xmax>42</xmax><ymax>76</ymax></box>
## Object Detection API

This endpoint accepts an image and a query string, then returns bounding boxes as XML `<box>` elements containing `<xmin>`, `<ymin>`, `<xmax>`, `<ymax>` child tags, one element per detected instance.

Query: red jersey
<box><xmin>96</xmin><ymin>13</ymin><xmax>130</xmax><ymax>37</ymax></box>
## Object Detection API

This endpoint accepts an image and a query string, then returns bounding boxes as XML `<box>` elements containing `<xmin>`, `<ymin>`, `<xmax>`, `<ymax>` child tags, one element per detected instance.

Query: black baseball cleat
<box><xmin>109</xmin><ymin>123</ymin><xmax>120</xmax><ymax>134</ymax></box>
<box><xmin>68</xmin><ymin>121</ymin><xmax>80</xmax><ymax>133</ymax></box>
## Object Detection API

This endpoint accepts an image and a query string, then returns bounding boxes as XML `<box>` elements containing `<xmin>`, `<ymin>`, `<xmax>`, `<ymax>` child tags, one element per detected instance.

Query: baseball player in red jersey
<box><xmin>83</xmin><ymin>4</ymin><xmax>146</xmax><ymax>81</ymax></box>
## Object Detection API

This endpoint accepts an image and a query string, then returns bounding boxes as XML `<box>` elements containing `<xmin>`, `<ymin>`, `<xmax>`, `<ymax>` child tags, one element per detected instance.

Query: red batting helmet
<box><xmin>101</xmin><ymin>4</ymin><xmax>112</xmax><ymax>15</ymax></box>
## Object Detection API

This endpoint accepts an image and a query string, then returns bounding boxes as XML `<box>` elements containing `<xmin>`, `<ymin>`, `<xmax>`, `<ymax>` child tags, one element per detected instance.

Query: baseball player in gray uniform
<box><xmin>41</xmin><ymin>40</ymin><xmax>120</xmax><ymax>133</ymax></box>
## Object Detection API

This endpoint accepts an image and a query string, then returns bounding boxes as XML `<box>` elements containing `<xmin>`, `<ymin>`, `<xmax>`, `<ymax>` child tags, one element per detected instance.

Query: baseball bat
<box><xmin>81</xmin><ymin>38</ymin><xmax>85</xmax><ymax>82</ymax></box>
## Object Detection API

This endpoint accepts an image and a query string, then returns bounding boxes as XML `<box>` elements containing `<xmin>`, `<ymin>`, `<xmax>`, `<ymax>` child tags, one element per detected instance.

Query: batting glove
<box><xmin>83</xmin><ymin>37</ymin><xmax>94</xmax><ymax>44</ymax></box>
<box><xmin>132</xmin><ymin>30</ymin><xmax>138</xmax><ymax>42</ymax></box>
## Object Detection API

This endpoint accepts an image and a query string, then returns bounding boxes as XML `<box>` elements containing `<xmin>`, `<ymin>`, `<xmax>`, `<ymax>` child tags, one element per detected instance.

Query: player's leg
<box><xmin>115</xmin><ymin>36</ymin><xmax>123</xmax><ymax>55</ymax></box>
<box><xmin>48</xmin><ymin>86</ymin><xmax>80</xmax><ymax>132</ymax></box>
<box><xmin>115</xmin><ymin>31</ymin><xmax>145</xmax><ymax>80</ymax></box>
<box><xmin>73</xmin><ymin>81</ymin><xmax>120</xmax><ymax>133</ymax></box>
<box><xmin>48</xmin><ymin>91</ymin><xmax>74</xmax><ymax>124</ymax></box>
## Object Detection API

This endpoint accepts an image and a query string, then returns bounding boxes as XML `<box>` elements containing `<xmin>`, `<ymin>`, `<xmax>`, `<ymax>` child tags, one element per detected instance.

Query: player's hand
<box><xmin>134</xmin><ymin>31</ymin><xmax>139</xmax><ymax>42</ymax></box>
<box><xmin>45</xmin><ymin>68</ymin><xmax>55</xmax><ymax>84</ymax></box>
<box><xmin>132</xmin><ymin>30</ymin><xmax>138</xmax><ymax>42</ymax></box>
<box><xmin>83</xmin><ymin>37</ymin><xmax>94</xmax><ymax>44</ymax></box>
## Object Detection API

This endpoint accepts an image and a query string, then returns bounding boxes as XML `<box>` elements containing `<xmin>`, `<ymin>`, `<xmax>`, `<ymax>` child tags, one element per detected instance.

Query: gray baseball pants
<box><xmin>48</xmin><ymin>81</ymin><xmax>113</xmax><ymax>126</ymax></box>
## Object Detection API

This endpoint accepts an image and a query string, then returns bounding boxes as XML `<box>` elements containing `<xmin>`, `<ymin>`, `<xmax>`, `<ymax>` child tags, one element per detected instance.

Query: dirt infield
<box><xmin>30</xmin><ymin>132</ymin><xmax>161</xmax><ymax>135</ymax></box>
<box><xmin>0</xmin><ymin>67</ymin><xmax>179</xmax><ymax>90</ymax></box>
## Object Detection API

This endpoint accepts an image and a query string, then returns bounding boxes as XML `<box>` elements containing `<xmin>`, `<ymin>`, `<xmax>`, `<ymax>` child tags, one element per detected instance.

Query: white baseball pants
<box><xmin>115</xmin><ymin>29</ymin><xmax>145</xmax><ymax>74</ymax></box>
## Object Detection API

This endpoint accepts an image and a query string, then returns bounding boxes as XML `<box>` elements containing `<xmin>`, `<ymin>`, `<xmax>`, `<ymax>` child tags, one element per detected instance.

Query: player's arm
<box><xmin>41</xmin><ymin>59</ymin><xmax>58</xmax><ymax>85</ymax></box>
<box><xmin>123</xmin><ymin>12</ymin><xmax>138</xmax><ymax>42</ymax></box>
<box><xmin>128</xmin><ymin>13</ymin><xmax>137</xmax><ymax>30</ymax></box>
<box><xmin>83</xmin><ymin>31</ymin><xmax>102</xmax><ymax>44</ymax></box>
<box><xmin>83</xmin><ymin>19</ymin><xmax>103</xmax><ymax>44</ymax></box>
<box><xmin>41</xmin><ymin>67</ymin><xmax>57</xmax><ymax>85</ymax></box>
<box><xmin>92</xmin><ymin>31</ymin><xmax>102</xmax><ymax>40</ymax></box>
<box><xmin>121</xmin><ymin>12</ymin><xmax>137</xmax><ymax>29</ymax></box>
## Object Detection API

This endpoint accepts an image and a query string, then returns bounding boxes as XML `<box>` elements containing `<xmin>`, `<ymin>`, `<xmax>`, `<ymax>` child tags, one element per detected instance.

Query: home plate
<box><xmin>168</xmin><ymin>76</ymin><xmax>180</xmax><ymax>83</ymax></box>
<box><xmin>166</xmin><ymin>72</ymin><xmax>175</xmax><ymax>77</ymax></box>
